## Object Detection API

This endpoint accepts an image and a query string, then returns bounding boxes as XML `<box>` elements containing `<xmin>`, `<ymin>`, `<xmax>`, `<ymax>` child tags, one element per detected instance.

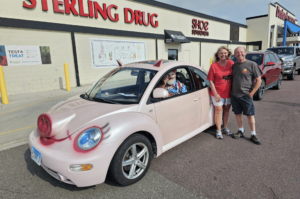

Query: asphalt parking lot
<box><xmin>1</xmin><ymin>76</ymin><xmax>300</xmax><ymax>199</ymax></box>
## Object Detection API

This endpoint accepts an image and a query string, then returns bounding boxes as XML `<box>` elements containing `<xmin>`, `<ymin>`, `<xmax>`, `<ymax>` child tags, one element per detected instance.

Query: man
<box><xmin>158</xmin><ymin>69</ymin><xmax>187</xmax><ymax>97</ymax></box>
<box><xmin>231</xmin><ymin>46</ymin><xmax>262</xmax><ymax>145</ymax></box>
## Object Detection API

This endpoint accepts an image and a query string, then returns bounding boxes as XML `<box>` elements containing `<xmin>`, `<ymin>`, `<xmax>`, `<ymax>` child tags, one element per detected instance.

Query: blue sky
<box><xmin>154</xmin><ymin>0</ymin><xmax>299</xmax><ymax>25</ymax></box>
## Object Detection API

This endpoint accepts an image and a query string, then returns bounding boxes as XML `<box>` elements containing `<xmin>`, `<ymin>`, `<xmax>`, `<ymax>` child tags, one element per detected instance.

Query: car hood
<box><xmin>40</xmin><ymin>95</ymin><xmax>138</xmax><ymax>140</ymax></box>
<box><xmin>277</xmin><ymin>54</ymin><xmax>294</xmax><ymax>60</ymax></box>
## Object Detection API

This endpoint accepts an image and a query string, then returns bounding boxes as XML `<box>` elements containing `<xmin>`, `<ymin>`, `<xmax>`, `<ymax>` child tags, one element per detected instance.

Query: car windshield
<box><xmin>267</xmin><ymin>48</ymin><xmax>294</xmax><ymax>55</ymax></box>
<box><xmin>231</xmin><ymin>54</ymin><xmax>263</xmax><ymax>65</ymax></box>
<box><xmin>86</xmin><ymin>67</ymin><xmax>157</xmax><ymax>104</ymax></box>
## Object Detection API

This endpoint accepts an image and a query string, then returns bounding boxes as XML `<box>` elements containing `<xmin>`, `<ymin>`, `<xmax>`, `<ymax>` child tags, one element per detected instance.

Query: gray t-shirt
<box><xmin>231</xmin><ymin>60</ymin><xmax>263</xmax><ymax>97</ymax></box>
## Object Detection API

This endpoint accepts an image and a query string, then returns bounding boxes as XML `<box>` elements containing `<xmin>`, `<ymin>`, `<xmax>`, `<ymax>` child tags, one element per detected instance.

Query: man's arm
<box><xmin>249</xmin><ymin>76</ymin><xmax>262</xmax><ymax>98</ymax></box>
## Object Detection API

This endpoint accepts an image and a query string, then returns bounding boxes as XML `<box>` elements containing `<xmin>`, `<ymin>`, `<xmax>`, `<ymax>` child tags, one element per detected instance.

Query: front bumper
<box><xmin>282</xmin><ymin>64</ymin><xmax>294</xmax><ymax>75</ymax></box>
<box><xmin>29</xmin><ymin>129</ymin><xmax>122</xmax><ymax>187</ymax></box>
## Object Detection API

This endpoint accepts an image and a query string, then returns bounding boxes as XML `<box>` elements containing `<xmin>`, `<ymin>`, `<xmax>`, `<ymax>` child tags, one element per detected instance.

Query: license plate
<box><xmin>31</xmin><ymin>146</ymin><xmax>41</xmax><ymax>166</ymax></box>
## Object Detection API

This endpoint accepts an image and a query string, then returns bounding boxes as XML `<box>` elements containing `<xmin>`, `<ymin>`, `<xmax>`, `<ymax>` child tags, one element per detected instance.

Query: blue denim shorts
<box><xmin>231</xmin><ymin>94</ymin><xmax>255</xmax><ymax>116</ymax></box>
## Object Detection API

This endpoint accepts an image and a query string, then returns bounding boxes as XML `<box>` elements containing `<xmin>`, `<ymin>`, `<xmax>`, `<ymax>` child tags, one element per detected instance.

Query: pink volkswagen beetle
<box><xmin>29</xmin><ymin>60</ymin><xmax>214</xmax><ymax>187</ymax></box>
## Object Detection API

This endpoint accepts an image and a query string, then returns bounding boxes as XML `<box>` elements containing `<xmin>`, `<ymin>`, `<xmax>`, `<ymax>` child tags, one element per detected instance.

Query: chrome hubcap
<box><xmin>278</xmin><ymin>74</ymin><xmax>282</xmax><ymax>87</ymax></box>
<box><xmin>293</xmin><ymin>69</ymin><xmax>295</xmax><ymax>78</ymax></box>
<box><xmin>260</xmin><ymin>81</ymin><xmax>265</xmax><ymax>98</ymax></box>
<box><xmin>122</xmin><ymin>143</ymin><xmax>149</xmax><ymax>180</ymax></box>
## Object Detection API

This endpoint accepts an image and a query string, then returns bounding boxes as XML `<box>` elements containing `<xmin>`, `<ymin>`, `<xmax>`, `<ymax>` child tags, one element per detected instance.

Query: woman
<box><xmin>207</xmin><ymin>46</ymin><xmax>234</xmax><ymax>139</ymax></box>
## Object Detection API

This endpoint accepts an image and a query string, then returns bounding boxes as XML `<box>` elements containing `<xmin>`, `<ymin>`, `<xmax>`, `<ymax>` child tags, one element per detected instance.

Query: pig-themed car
<box><xmin>29</xmin><ymin>60</ymin><xmax>214</xmax><ymax>187</ymax></box>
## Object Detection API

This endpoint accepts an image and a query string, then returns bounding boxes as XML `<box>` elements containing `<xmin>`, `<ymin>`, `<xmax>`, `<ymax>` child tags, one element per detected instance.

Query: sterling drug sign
<box><xmin>276</xmin><ymin>6</ymin><xmax>296</xmax><ymax>24</ymax></box>
<box><xmin>22</xmin><ymin>0</ymin><xmax>159</xmax><ymax>27</ymax></box>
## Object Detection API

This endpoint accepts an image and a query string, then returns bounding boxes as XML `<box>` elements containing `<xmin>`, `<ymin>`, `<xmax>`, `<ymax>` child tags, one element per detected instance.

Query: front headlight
<box><xmin>77</xmin><ymin>127</ymin><xmax>102</xmax><ymax>150</ymax></box>
<box><xmin>287</xmin><ymin>60</ymin><xmax>293</xmax><ymax>65</ymax></box>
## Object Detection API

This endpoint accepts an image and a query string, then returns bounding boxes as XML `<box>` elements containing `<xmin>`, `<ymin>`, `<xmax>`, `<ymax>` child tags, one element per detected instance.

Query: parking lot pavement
<box><xmin>0</xmin><ymin>85</ymin><xmax>91</xmax><ymax>151</ymax></box>
<box><xmin>0</xmin><ymin>144</ymin><xmax>202</xmax><ymax>199</ymax></box>
<box><xmin>1</xmin><ymin>76</ymin><xmax>300</xmax><ymax>198</ymax></box>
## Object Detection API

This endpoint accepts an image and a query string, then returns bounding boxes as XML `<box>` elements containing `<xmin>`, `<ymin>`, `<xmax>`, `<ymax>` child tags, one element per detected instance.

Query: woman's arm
<box><xmin>209</xmin><ymin>80</ymin><xmax>221</xmax><ymax>102</ymax></box>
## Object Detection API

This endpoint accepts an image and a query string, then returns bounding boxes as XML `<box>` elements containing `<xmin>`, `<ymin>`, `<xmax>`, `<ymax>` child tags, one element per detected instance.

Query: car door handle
<box><xmin>194</xmin><ymin>97</ymin><xmax>201</xmax><ymax>101</ymax></box>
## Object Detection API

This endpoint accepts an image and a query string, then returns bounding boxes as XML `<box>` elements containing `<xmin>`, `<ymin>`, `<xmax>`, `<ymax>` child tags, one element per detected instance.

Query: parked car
<box><xmin>29</xmin><ymin>60</ymin><xmax>214</xmax><ymax>187</ymax></box>
<box><xmin>267</xmin><ymin>46</ymin><xmax>300</xmax><ymax>80</ymax></box>
<box><xmin>231</xmin><ymin>51</ymin><xmax>283</xmax><ymax>100</ymax></box>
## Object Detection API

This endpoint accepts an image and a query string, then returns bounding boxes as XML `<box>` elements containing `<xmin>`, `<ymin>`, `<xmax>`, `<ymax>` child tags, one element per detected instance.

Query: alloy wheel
<box><xmin>259</xmin><ymin>81</ymin><xmax>265</xmax><ymax>99</ymax></box>
<box><xmin>293</xmin><ymin>69</ymin><xmax>295</xmax><ymax>79</ymax></box>
<box><xmin>122</xmin><ymin>143</ymin><xmax>149</xmax><ymax>180</ymax></box>
<box><xmin>278</xmin><ymin>74</ymin><xmax>282</xmax><ymax>88</ymax></box>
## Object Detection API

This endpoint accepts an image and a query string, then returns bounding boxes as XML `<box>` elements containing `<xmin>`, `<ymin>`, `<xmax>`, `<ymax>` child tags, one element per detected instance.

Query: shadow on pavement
<box><xmin>204</xmin><ymin>126</ymin><xmax>257</xmax><ymax>144</ymax></box>
<box><xmin>203</xmin><ymin>126</ymin><xmax>217</xmax><ymax>138</ymax></box>
<box><xmin>24</xmin><ymin>148</ymin><xmax>95</xmax><ymax>191</ymax></box>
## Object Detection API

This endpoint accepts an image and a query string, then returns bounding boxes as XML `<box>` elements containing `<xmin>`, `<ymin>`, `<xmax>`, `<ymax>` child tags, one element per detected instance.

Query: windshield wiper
<box><xmin>92</xmin><ymin>97</ymin><xmax>120</xmax><ymax>104</ymax></box>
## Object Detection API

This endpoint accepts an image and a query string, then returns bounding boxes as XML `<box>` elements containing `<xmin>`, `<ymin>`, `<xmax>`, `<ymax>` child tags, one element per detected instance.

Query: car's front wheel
<box><xmin>274</xmin><ymin>73</ymin><xmax>283</xmax><ymax>90</ymax></box>
<box><xmin>108</xmin><ymin>134</ymin><xmax>152</xmax><ymax>186</ymax></box>
<box><xmin>287</xmin><ymin>68</ymin><xmax>295</xmax><ymax>80</ymax></box>
<box><xmin>254</xmin><ymin>79</ymin><xmax>265</xmax><ymax>100</ymax></box>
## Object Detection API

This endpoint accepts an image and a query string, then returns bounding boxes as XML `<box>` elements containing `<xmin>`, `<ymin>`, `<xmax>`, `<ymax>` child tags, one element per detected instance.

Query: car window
<box><xmin>267</xmin><ymin>47</ymin><xmax>294</xmax><ymax>55</ymax></box>
<box><xmin>189</xmin><ymin>67</ymin><xmax>209</xmax><ymax>90</ymax></box>
<box><xmin>296</xmin><ymin>48</ymin><xmax>300</xmax><ymax>56</ymax></box>
<box><xmin>264</xmin><ymin>54</ymin><xmax>271</xmax><ymax>65</ymax></box>
<box><xmin>272</xmin><ymin>53</ymin><xmax>279</xmax><ymax>61</ymax></box>
<box><xmin>87</xmin><ymin>67</ymin><xmax>157</xmax><ymax>104</ymax></box>
<box><xmin>156</xmin><ymin>67</ymin><xmax>192</xmax><ymax>98</ymax></box>
<box><xmin>231</xmin><ymin>55</ymin><xmax>237</xmax><ymax>63</ymax></box>
<box><xmin>268</xmin><ymin>53</ymin><xmax>277</xmax><ymax>63</ymax></box>
<box><xmin>246</xmin><ymin>54</ymin><xmax>263</xmax><ymax>65</ymax></box>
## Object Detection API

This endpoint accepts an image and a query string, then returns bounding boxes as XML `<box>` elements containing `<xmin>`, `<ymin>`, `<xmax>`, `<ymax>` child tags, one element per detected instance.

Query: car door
<box><xmin>268</xmin><ymin>53</ymin><xmax>280</xmax><ymax>82</ymax></box>
<box><xmin>296</xmin><ymin>48</ymin><xmax>300</xmax><ymax>70</ymax></box>
<box><xmin>189</xmin><ymin>67</ymin><xmax>211</xmax><ymax>127</ymax></box>
<box><xmin>153</xmin><ymin>67</ymin><xmax>201</xmax><ymax>146</ymax></box>
<box><xmin>263</xmin><ymin>54</ymin><xmax>273</xmax><ymax>86</ymax></box>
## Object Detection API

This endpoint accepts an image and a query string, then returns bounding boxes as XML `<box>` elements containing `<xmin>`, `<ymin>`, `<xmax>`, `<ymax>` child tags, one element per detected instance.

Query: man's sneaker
<box><xmin>222</xmin><ymin>128</ymin><xmax>232</xmax><ymax>136</ymax></box>
<box><xmin>216</xmin><ymin>131</ymin><xmax>223</xmax><ymax>139</ymax></box>
<box><xmin>232</xmin><ymin>130</ymin><xmax>245</xmax><ymax>139</ymax></box>
<box><xmin>251</xmin><ymin>135</ymin><xmax>261</xmax><ymax>145</ymax></box>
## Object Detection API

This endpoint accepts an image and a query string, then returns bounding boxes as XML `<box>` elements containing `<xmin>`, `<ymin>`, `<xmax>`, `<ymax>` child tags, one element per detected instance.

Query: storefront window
<box><xmin>168</xmin><ymin>49</ymin><xmax>178</xmax><ymax>61</ymax></box>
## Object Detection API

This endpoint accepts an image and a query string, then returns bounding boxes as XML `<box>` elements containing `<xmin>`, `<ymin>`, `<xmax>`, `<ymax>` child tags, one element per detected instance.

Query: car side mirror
<box><xmin>153</xmin><ymin>88</ymin><xmax>169</xmax><ymax>99</ymax></box>
<box><xmin>265</xmin><ymin>62</ymin><xmax>275</xmax><ymax>66</ymax></box>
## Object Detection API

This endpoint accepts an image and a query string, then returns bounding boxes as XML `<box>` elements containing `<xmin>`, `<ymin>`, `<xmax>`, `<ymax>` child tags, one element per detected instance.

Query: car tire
<box><xmin>254</xmin><ymin>79</ymin><xmax>265</xmax><ymax>100</ymax></box>
<box><xmin>274</xmin><ymin>73</ymin><xmax>283</xmax><ymax>90</ymax></box>
<box><xmin>298</xmin><ymin>70</ymin><xmax>300</xmax><ymax>75</ymax></box>
<box><xmin>287</xmin><ymin>68</ymin><xmax>295</xmax><ymax>80</ymax></box>
<box><xmin>108</xmin><ymin>134</ymin><xmax>153</xmax><ymax>186</ymax></box>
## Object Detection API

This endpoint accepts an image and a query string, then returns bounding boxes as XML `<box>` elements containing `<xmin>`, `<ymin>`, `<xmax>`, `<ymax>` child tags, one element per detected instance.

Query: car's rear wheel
<box><xmin>254</xmin><ymin>79</ymin><xmax>265</xmax><ymax>100</ymax></box>
<box><xmin>108</xmin><ymin>134</ymin><xmax>152</xmax><ymax>186</ymax></box>
<box><xmin>287</xmin><ymin>68</ymin><xmax>295</xmax><ymax>80</ymax></box>
<box><xmin>274</xmin><ymin>73</ymin><xmax>282</xmax><ymax>90</ymax></box>
<box><xmin>298</xmin><ymin>70</ymin><xmax>300</xmax><ymax>75</ymax></box>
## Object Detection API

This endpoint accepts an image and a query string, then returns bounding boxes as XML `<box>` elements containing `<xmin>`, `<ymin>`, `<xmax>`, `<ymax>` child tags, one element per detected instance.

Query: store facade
<box><xmin>246</xmin><ymin>2</ymin><xmax>299</xmax><ymax>50</ymax></box>
<box><xmin>0</xmin><ymin>0</ymin><xmax>292</xmax><ymax>95</ymax></box>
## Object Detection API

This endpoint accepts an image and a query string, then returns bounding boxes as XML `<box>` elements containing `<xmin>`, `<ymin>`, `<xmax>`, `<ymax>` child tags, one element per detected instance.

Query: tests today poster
<box><xmin>0</xmin><ymin>45</ymin><xmax>8</xmax><ymax>66</ymax></box>
<box><xmin>5</xmin><ymin>46</ymin><xmax>42</xmax><ymax>66</ymax></box>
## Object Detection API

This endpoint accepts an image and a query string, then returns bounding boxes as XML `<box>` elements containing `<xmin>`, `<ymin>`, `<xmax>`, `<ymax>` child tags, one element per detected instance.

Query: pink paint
<box><xmin>67</xmin><ymin>130</ymin><xmax>72</xmax><ymax>140</ymax></box>
<box><xmin>73</xmin><ymin>126</ymin><xmax>104</xmax><ymax>153</ymax></box>
<box><xmin>37</xmin><ymin>113</ymin><xmax>52</xmax><ymax>138</ymax></box>
<box><xmin>39</xmin><ymin>136</ymin><xmax>68</xmax><ymax>146</ymax></box>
